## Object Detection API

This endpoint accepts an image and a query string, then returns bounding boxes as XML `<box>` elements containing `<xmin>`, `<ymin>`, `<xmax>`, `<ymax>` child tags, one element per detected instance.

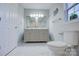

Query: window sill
<box><xmin>65</xmin><ymin>18</ymin><xmax>79</xmax><ymax>24</ymax></box>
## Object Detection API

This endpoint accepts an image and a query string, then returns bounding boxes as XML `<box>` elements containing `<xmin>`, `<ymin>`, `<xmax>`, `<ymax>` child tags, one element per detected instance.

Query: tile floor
<box><xmin>7</xmin><ymin>43</ymin><xmax>53</xmax><ymax>56</ymax></box>
<box><xmin>7</xmin><ymin>38</ymin><xmax>79</xmax><ymax>56</ymax></box>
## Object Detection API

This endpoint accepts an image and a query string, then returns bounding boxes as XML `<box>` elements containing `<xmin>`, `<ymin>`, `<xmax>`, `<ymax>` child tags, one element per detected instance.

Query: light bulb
<box><xmin>30</xmin><ymin>14</ymin><xmax>32</xmax><ymax>17</ymax></box>
<box><xmin>33</xmin><ymin>14</ymin><xmax>36</xmax><ymax>17</ymax></box>
<box><xmin>30</xmin><ymin>13</ymin><xmax>44</xmax><ymax>18</ymax></box>
<box><xmin>40</xmin><ymin>14</ymin><xmax>44</xmax><ymax>17</ymax></box>
<box><xmin>35</xmin><ymin>14</ymin><xmax>38</xmax><ymax>17</ymax></box>
<box><xmin>38</xmin><ymin>14</ymin><xmax>41</xmax><ymax>17</ymax></box>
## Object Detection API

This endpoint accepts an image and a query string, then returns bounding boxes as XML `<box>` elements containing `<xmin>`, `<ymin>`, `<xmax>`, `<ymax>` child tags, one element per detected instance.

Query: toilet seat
<box><xmin>47</xmin><ymin>41</ymin><xmax>73</xmax><ymax>56</ymax></box>
<box><xmin>47</xmin><ymin>41</ymin><xmax>68</xmax><ymax>48</ymax></box>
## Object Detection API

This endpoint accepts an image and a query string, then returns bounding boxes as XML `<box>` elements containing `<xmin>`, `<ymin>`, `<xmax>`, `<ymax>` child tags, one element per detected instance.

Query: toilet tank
<box><xmin>64</xmin><ymin>31</ymin><xmax>79</xmax><ymax>46</ymax></box>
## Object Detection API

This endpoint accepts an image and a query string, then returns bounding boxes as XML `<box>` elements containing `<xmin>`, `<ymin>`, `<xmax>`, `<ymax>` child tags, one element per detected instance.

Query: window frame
<box><xmin>65</xmin><ymin>3</ymin><xmax>79</xmax><ymax>21</ymax></box>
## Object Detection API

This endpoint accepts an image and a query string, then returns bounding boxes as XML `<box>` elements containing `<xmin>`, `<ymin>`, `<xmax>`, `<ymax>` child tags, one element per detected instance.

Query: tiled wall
<box><xmin>49</xmin><ymin>3</ymin><xmax>64</xmax><ymax>41</ymax></box>
<box><xmin>49</xmin><ymin>3</ymin><xmax>79</xmax><ymax>55</ymax></box>
<box><xmin>49</xmin><ymin>3</ymin><xmax>79</xmax><ymax>41</ymax></box>
<box><xmin>0</xmin><ymin>4</ymin><xmax>24</xmax><ymax>55</ymax></box>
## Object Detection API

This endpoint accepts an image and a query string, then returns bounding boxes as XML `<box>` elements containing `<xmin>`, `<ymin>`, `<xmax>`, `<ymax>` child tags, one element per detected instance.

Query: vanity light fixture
<box><xmin>29</xmin><ymin>13</ymin><xmax>44</xmax><ymax>19</ymax></box>
<box><xmin>29</xmin><ymin>13</ymin><xmax>44</xmax><ymax>27</ymax></box>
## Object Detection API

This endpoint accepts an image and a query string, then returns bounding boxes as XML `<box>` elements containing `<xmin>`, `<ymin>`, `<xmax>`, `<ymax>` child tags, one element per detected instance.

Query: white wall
<box><xmin>49</xmin><ymin>3</ymin><xmax>79</xmax><ymax>41</ymax></box>
<box><xmin>0</xmin><ymin>4</ymin><xmax>24</xmax><ymax>56</ymax></box>
<box><xmin>49</xmin><ymin>3</ymin><xmax>79</xmax><ymax>56</ymax></box>
<box><xmin>49</xmin><ymin>3</ymin><xmax>64</xmax><ymax>41</ymax></box>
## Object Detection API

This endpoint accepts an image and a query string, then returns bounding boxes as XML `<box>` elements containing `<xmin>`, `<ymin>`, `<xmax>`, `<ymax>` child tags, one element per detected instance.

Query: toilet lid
<box><xmin>47</xmin><ymin>41</ymin><xmax>68</xmax><ymax>48</ymax></box>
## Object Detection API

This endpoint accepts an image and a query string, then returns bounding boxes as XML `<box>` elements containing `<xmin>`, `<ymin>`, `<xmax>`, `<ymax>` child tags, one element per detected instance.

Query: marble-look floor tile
<box><xmin>7</xmin><ymin>43</ymin><xmax>53</xmax><ymax>56</ymax></box>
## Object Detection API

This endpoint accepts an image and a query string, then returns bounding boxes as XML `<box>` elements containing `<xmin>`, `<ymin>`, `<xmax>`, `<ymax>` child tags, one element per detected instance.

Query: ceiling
<box><xmin>21</xmin><ymin>3</ymin><xmax>54</xmax><ymax>9</ymax></box>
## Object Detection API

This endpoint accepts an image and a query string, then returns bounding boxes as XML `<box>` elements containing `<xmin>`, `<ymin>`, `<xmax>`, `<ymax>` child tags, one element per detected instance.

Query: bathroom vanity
<box><xmin>24</xmin><ymin>9</ymin><xmax>49</xmax><ymax>42</ymax></box>
<box><xmin>24</xmin><ymin>28</ymin><xmax>49</xmax><ymax>42</ymax></box>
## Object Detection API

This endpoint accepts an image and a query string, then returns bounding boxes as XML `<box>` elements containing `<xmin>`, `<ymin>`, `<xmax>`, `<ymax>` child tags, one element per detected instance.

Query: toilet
<box><xmin>47</xmin><ymin>31</ymin><xmax>79</xmax><ymax>56</ymax></box>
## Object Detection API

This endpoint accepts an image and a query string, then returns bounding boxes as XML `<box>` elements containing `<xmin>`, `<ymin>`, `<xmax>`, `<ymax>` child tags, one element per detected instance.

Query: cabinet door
<box><xmin>39</xmin><ymin>29</ymin><xmax>43</xmax><ymax>41</ymax></box>
<box><xmin>29</xmin><ymin>29</ymin><xmax>34</xmax><ymax>41</ymax></box>
<box><xmin>34</xmin><ymin>29</ymin><xmax>39</xmax><ymax>41</ymax></box>
<box><xmin>43</xmin><ymin>29</ymin><xmax>49</xmax><ymax>41</ymax></box>
<box><xmin>40</xmin><ymin>29</ymin><xmax>49</xmax><ymax>41</ymax></box>
<box><xmin>24</xmin><ymin>29</ymin><xmax>30</xmax><ymax>42</ymax></box>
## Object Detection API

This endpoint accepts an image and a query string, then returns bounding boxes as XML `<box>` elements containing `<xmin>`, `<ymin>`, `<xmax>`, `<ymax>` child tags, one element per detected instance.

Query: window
<box><xmin>65</xmin><ymin>3</ymin><xmax>79</xmax><ymax>21</ymax></box>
